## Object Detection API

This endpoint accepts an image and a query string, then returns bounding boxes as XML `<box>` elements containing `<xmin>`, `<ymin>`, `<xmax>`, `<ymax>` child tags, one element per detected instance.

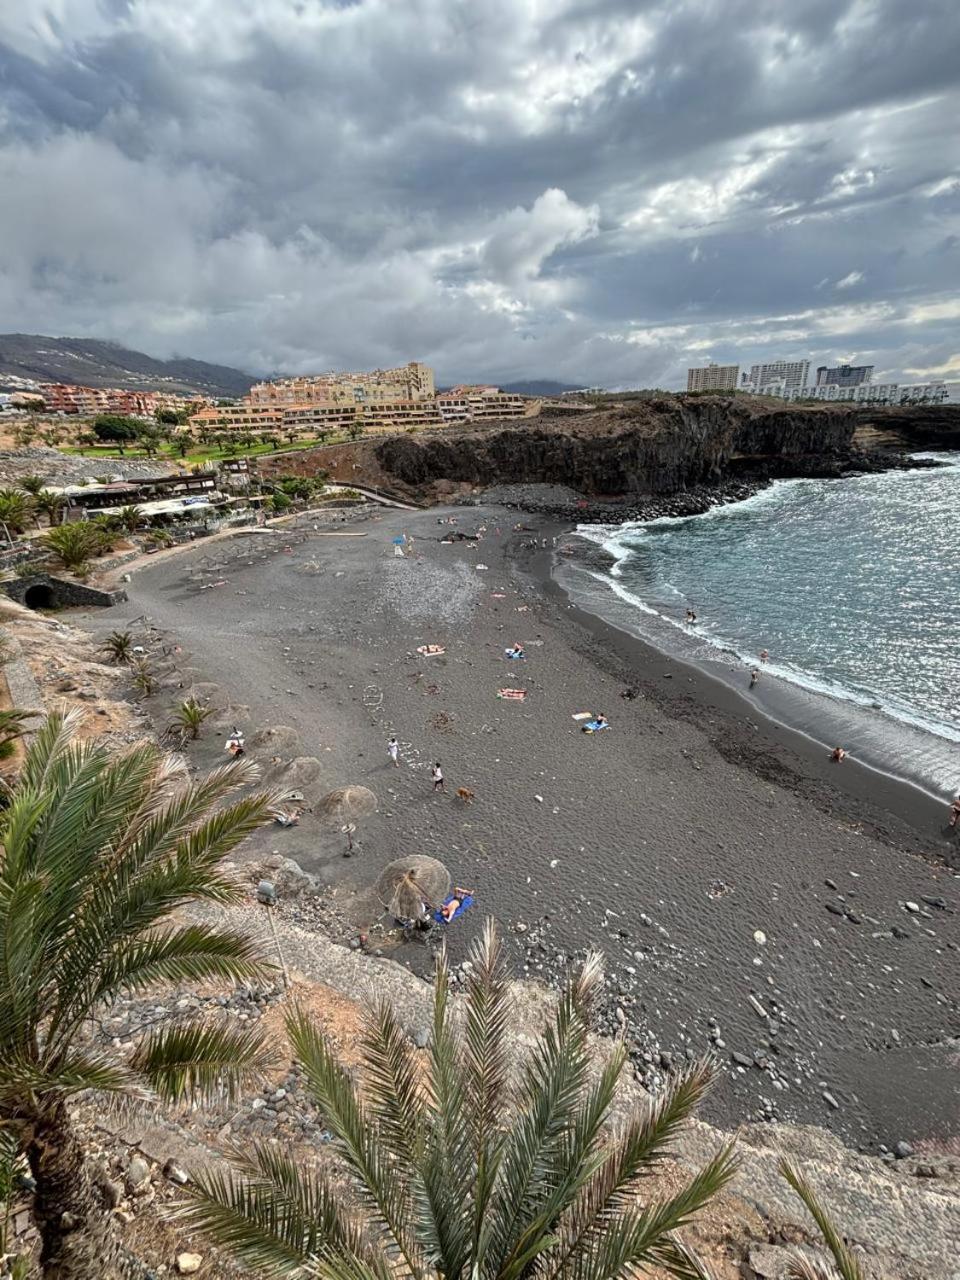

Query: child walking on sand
<box><xmin>387</xmin><ymin>736</ymin><xmax>399</xmax><ymax>767</ymax></box>
<box><xmin>432</xmin><ymin>762</ymin><xmax>445</xmax><ymax>792</ymax></box>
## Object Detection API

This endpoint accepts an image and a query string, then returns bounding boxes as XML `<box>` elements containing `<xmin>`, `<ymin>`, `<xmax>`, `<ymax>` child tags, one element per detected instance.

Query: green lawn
<box><xmin>58</xmin><ymin>435</ymin><xmax>347</xmax><ymax>471</ymax></box>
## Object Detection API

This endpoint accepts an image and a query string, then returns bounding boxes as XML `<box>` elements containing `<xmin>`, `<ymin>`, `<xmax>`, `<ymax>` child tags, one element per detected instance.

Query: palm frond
<box><xmin>130</xmin><ymin>1020</ymin><xmax>275</xmax><ymax>1104</ymax></box>
<box><xmin>420</xmin><ymin>945</ymin><xmax>473</xmax><ymax>1278</ymax></box>
<box><xmin>286</xmin><ymin>1005</ymin><xmax>425</xmax><ymax>1278</ymax></box>
<box><xmin>785</xmin><ymin>1258</ymin><xmax>839</xmax><ymax>1280</ymax></box>
<box><xmin>571</xmin><ymin>1142</ymin><xmax>737</xmax><ymax>1280</ymax></box>
<box><xmin>490</xmin><ymin>952</ymin><xmax>599</xmax><ymax>1275</ymax></box>
<box><xmin>779</xmin><ymin>1159</ymin><xmax>865</xmax><ymax>1280</ymax></box>
<box><xmin>551</xmin><ymin>1057</ymin><xmax>720</xmax><ymax>1278</ymax></box>
<box><xmin>0</xmin><ymin>1047</ymin><xmax>141</xmax><ymax>1104</ymax></box>
<box><xmin>180</xmin><ymin>1164</ymin><xmax>324</xmax><ymax>1275</ymax></box>
<box><xmin>462</xmin><ymin>918</ymin><xmax>512</xmax><ymax>1265</ymax></box>
<box><xmin>361</xmin><ymin>1001</ymin><xmax>426</xmax><ymax>1167</ymax></box>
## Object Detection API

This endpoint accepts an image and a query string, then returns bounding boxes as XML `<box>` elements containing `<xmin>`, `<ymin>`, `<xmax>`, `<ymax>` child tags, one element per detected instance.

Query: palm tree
<box><xmin>171</xmin><ymin>697</ymin><xmax>215</xmax><ymax>741</ymax></box>
<box><xmin>18</xmin><ymin>475</ymin><xmax>45</xmax><ymax>498</ymax></box>
<box><xmin>34</xmin><ymin>490</ymin><xmax>67</xmax><ymax>528</ymax></box>
<box><xmin>40</xmin><ymin>523</ymin><xmax>102</xmax><ymax>573</ymax></box>
<box><xmin>116</xmin><ymin>505</ymin><xmax>143</xmax><ymax>534</ymax></box>
<box><xmin>0</xmin><ymin>710</ymin><xmax>278</xmax><ymax>1278</ymax></box>
<box><xmin>182</xmin><ymin>922</ymin><xmax>737</xmax><ymax>1278</ymax></box>
<box><xmin>0</xmin><ymin>490</ymin><xmax>34</xmax><ymax>538</ymax></box>
<box><xmin>101</xmin><ymin>629</ymin><xmax>134</xmax><ymax>664</ymax></box>
<box><xmin>131</xmin><ymin>659</ymin><xmax>158</xmax><ymax>699</ymax></box>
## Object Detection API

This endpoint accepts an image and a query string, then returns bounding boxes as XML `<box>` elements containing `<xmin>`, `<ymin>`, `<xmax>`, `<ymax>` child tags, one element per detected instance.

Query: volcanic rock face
<box><xmin>373</xmin><ymin>397</ymin><xmax>960</xmax><ymax>499</ymax></box>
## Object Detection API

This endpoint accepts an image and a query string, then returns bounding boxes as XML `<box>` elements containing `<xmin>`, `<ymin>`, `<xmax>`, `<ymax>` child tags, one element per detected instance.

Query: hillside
<box><xmin>0</xmin><ymin>333</ymin><xmax>256</xmax><ymax>398</ymax></box>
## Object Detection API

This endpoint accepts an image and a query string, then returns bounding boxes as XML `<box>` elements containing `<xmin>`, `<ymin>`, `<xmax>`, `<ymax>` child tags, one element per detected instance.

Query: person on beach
<box><xmin>949</xmin><ymin>794</ymin><xmax>960</xmax><ymax>827</ymax></box>
<box><xmin>686</xmin><ymin>608</ymin><xmax>697</xmax><ymax>625</ymax></box>
<box><xmin>749</xmin><ymin>668</ymin><xmax>760</xmax><ymax>689</ymax></box>
<box><xmin>225</xmin><ymin>727</ymin><xmax>245</xmax><ymax>757</ymax></box>
<box><xmin>393</xmin><ymin>534</ymin><xmax>405</xmax><ymax>557</ymax></box>
<box><xmin>594</xmin><ymin>713</ymin><xmax>609</xmax><ymax>730</ymax></box>
<box><xmin>831</xmin><ymin>747</ymin><xmax>846</xmax><ymax>762</ymax></box>
<box><xmin>432</xmin><ymin>762</ymin><xmax>445</xmax><ymax>792</ymax></box>
<box><xmin>440</xmin><ymin>887</ymin><xmax>474</xmax><ymax>921</ymax></box>
<box><xmin>759</xmin><ymin>649</ymin><xmax>769</xmax><ymax>663</ymax></box>
<box><xmin>387</xmin><ymin>736</ymin><xmax>400</xmax><ymax>767</ymax></box>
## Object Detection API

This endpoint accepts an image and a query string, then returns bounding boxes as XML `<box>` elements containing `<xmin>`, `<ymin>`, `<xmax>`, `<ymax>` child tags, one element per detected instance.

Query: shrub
<box><xmin>40</xmin><ymin>523</ymin><xmax>102</xmax><ymax>572</ymax></box>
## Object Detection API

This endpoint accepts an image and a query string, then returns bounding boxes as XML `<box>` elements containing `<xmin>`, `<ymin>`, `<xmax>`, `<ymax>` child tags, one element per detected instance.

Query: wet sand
<box><xmin>74</xmin><ymin>506</ymin><xmax>959</xmax><ymax>1151</ymax></box>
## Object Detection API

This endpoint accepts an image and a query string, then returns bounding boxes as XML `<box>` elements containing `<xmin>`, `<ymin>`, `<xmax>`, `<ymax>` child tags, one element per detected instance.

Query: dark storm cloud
<box><xmin>0</xmin><ymin>0</ymin><xmax>958</xmax><ymax>385</ymax></box>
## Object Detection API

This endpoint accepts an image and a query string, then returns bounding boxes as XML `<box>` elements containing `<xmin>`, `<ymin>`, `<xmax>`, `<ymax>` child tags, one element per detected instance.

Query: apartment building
<box><xmin>762</xmin><ymin>381</ymin><xmax>947</xmax><ymax>405</ymax></box>
<box><xmin>189</xmin><ymin>405</ymin><xmax>284</xmax><ymax>432</ymax></box>
<box><xmin>37</xmin><ymin>383</ymin><xmax>200</xmax><ymax>417</ymax></box>
<box><xmin>745</xmin><ymin>359</ymin><xmax>810</xmax><ymax>393</ymax></box>
<box><xmin>248</xmin><ymin>361</ymin><xmax>436</xmax><ymax>407</ymax></box>
<box><xmin>686</xmin><ymin>364</ymin><xmax>739</xmax><ymax>392</ymax></box>
<box><xmin>815</xmin><ymin>364</ymin><xmax>873</xmax><ymax>387</ymax></box>
<box><xmin>436</xmin><ymin>385</ymin><xmax>531</xmax><ymax>421</ymax></box>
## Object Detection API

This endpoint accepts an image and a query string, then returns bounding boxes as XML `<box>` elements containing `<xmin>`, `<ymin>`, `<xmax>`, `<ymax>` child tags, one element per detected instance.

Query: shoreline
<box><xmin>536</xmin><ymin>536</ymin><xmax>953</xmax><ymax>864</ymax></box>
<box><xmin>69</xmin><ymin>504</ymin><xmax>960</xmax><ymax>1150</ymax></box>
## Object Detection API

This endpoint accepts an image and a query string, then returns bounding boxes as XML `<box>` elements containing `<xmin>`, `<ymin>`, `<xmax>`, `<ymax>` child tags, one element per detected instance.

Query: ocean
<box><xmin>557</xmin><ymin>454</ymin><xmax>960</xmax><ymax>798</ymax></box>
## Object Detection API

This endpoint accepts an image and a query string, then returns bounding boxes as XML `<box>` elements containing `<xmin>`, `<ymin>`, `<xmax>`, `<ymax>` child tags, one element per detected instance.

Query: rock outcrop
<box><xmin>371</xmin><ymin>397</ymin><xmax>960</xmax><ymax>499</ymax></box>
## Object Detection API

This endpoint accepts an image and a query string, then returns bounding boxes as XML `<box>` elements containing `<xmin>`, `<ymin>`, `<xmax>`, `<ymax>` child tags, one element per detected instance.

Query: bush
<box><xmin>269</xmin><ymin>492</ymin><xmax>292</xmax><ymax>513</ymax></box>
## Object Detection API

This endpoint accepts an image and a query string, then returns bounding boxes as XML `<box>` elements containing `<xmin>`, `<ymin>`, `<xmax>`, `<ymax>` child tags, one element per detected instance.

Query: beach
<box><xmin>74</xmin><ymin>504</ymin><xmax>960</xmax><ymax>1152</ymax></box>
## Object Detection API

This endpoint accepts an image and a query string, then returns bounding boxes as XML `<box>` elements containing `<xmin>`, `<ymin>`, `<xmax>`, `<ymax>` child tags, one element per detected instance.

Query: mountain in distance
<box><xmin>0</xmin><ymin>334</ymin><xmax>256</xmax><ymax>398</ymax></box>
<box><xmin>498</xmin><ymin>378</ymin><xmax>586</xmax><ymax>396</ymax></box>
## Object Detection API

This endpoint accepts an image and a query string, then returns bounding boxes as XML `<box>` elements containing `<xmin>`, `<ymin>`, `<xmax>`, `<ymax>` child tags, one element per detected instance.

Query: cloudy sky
<box><xmin>1</xmin><ymin>0</ymin><xmax>959</xmax><ymax>387</ymax></box>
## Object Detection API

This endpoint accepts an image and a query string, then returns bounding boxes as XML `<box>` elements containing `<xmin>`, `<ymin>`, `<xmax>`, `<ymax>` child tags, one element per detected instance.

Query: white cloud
<box><xmin>835</xmin><ymin>271</ymin><xmax>865</xmax><ymax>290</ymax></box>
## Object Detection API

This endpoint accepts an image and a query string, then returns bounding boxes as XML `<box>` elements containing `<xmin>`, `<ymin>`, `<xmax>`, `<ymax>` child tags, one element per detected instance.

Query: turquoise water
<box><xmin>562</xmin><ymin>456</ymin><xmax>960</xmax><ymax>795</ymax></box>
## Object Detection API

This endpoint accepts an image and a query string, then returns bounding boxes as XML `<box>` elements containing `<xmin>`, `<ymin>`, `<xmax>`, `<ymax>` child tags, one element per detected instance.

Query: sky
<box><xmin>1</xmin><ymin>0</ymin><xmax>959</xmax><ymax>389</ymax></box>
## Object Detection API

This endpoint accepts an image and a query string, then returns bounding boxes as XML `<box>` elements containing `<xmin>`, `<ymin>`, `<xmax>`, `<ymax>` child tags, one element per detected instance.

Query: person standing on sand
<box><xmin>949</xmin><ymin>793</ymin><xmax>960</xmax><ymax>827</ymax></box>
<box><xmin>749</xmin><ymin>668</ymin><xmax>760</xmax><ymax>689</ymax></box>
<box><xmin>387</xmin><ymin>736</ymin><xmax>400</xmax><ymax>767</ymax></box>
<box><xmin>432</xmin><ymin>762</ymin><xmax>445</xmax><ymax>792</ymax></box>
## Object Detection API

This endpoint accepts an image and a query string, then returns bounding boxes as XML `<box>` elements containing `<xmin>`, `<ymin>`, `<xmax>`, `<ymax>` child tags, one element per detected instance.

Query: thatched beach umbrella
<box><xmin>317</xmin><ymin>785</ymin><xmax>378</xmax><ymax>850</ymax></box>
<box><xmin>377</xmin><ymin>855</ymin><xmax>451</xmax><ymax>922</ymax></box>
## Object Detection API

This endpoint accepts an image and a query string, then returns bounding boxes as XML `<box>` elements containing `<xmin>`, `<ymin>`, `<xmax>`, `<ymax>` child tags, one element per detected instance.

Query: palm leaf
<box><xmin>130</xmin><ymin>1020</ymin><xmax>275</xmax><ymax>1104</ymax></box>
<box><xmin>286</xmin><ymin>1006</ymin><xmax>425</xmax><ymax>1278</ymax></box>
<box><xmin>779</xmin><ymin>1159</ymin><xmax>865</xmax><ymax>1280</ymax></box>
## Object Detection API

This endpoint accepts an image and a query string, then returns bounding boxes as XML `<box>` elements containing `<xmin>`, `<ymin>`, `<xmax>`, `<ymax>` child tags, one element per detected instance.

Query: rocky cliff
<box><xmin>372</xmin><ymin>397</ymin><xmax>960</xmax><ymax>499</ymax></box>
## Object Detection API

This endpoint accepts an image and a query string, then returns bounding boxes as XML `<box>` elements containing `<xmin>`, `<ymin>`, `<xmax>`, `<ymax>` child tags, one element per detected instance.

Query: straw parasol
<box><xmin>317</xmin><ymin>785</ymin><xmax>378</xmax><ymax>851</ymax></box>
<box><xmin>377</xmin><ymin>855</ymin><xmax>451</xmax><ymax>921</ymax></box>
<box><xmin>317</xmin><ymin>785</ymin><xmax>378</xmax><ymax>825</ymax></box>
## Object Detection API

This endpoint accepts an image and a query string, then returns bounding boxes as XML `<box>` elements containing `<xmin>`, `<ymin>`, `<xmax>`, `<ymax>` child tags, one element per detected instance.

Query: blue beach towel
<box><xmin>582</xmin><ymin>720</ymin><xmax>610</xmax><ymax>733</ymax></box>
<box><xmin>433</xmin><ymin>893</ymin><xmax>475</xmax><ymax>924</ymax></box>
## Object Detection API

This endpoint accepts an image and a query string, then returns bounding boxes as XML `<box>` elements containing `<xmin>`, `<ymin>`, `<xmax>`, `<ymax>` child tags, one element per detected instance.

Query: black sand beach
<box><xmin>74</xmin><ymin>505</ymin><xmax>960</xmax><ymax>1152</ymax></box>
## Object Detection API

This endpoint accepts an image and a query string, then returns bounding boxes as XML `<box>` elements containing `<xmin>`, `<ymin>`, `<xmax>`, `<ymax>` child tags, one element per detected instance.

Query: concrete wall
<box><xmin>1</xmin><ymin>574</ymin><xmax>127</xmax><ymax>611</ymax></box>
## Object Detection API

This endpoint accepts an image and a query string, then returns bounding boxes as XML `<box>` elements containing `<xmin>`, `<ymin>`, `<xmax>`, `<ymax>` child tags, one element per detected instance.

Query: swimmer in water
<box><xmin>831</xmin><ymin>747</ymin><xmax>846</xmax><ymax>762</ymax></box>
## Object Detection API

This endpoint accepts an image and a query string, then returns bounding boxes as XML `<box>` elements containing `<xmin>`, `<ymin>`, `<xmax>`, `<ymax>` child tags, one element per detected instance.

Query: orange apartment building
<box><xmin>189</xmin><ymin>363</ymin><xmax>537</xmax><ymax>436</ymax></box>
<box><xmin>37</xmin><ymin>383</ymin><xmax>200</xmax><ymax>416</ymax></box>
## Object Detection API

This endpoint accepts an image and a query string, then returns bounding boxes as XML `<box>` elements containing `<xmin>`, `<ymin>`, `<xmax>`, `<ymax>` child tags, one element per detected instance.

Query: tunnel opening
<box><xmin>23</xmin><ymin>582</ymin><xmax>56</xmax><ymax>610</ymax></box>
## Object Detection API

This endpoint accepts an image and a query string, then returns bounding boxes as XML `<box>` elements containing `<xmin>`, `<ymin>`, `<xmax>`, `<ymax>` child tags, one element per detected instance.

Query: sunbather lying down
<box><xmin>582</xmin><ymin>714</ymin><xmax>610</xmax><ymax>733</ymax></box>
<box><xmin>439</xmin><ymin>887</ymin><xmax>474</xmax><ymax>921</ymax></box>
<box><xmin>504</xmin><ymin>644</ymin><xmax>526</xmax><ymax>659</ymax></box>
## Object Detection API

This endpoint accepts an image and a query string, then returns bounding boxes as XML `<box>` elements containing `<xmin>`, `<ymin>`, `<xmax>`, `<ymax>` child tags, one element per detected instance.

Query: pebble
<box><xmin>904</xmin><ymin>901</ymin><xmax>920</xmax><ymax>913</ymax></box>
<box><xmin>176</xmin><ymin>1253</ymin><xmax>203</xmax><ymax>1275</ymax></box>
<box><xmin>822</xmin><ymin>1091</ymin><xmax>840</xmax><ymax>1109</ymax></box>
<box><xmin>894</xmin><ymin>1141</ymin><xmax>914</xmax><ymax>1159</ymax></box>
<box><xmin>126</xmin><ymin>1157</ymin><xmax>150</xmax><ymax>1190</ymax></box>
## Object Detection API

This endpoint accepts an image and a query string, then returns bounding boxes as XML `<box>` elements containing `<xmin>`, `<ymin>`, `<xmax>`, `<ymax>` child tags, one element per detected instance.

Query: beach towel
<box><xmin>504</xmin><ymin>649</ymin><xmax>526</xmax><ymax>659</ymax></box>
<box><xmin>417</xmin><ymin>644</ymin><xmax>446</xmax><ymax>657</ymax></box>
<box><xmin>571</xmin><ymin>711</ymin><xmax>592</xmax><ymax>721</ymax></box>
<box><xmin>433</xmin><ymin>893</ymin><xmax>475</xmax><ymax>924</ymax></box>
<box><xmin>582</xmin><ymin>720</ymin><xmax>610</xmax><ymax>733</ymax></box>
<box><xmin>497</xmin><ymin>688</ymin><xmax>527</xmax><ymax>700</ymax></box>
